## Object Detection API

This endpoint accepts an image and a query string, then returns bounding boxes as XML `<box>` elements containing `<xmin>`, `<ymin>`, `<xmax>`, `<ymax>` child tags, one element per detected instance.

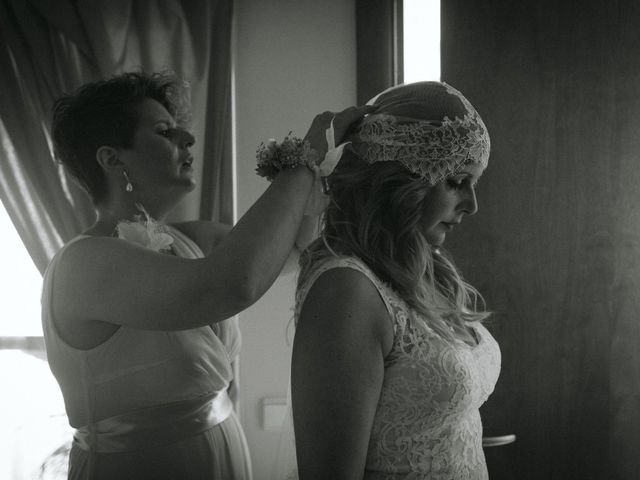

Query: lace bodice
<box><xmin>295</xmin><ymin>256</ymin><xmax>501</xmax><ymax>480</ymax></box>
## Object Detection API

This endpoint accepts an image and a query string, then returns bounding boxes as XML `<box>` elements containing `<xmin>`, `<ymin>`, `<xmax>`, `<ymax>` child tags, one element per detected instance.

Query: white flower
<box><xmin>116</xmin><ymin>204</ymin><xmax>174</xmax><ymax>253</ymax></box>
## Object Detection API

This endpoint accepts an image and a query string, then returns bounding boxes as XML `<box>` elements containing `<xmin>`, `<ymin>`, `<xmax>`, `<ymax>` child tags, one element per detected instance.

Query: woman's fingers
<box><xmin>331</xmin><ymin>105</ymin><xmax>377</xmax><ymax>142</ymax></box>
<box><xmin>304</xmin><ymin>105</ymin><xmax>376</xmax><ymax>153</ymax></box>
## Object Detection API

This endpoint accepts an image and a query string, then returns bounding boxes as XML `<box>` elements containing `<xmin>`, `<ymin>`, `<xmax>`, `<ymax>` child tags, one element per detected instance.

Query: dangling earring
<box><xmin>123</xmin><ymin>170</ymin><xmax>133</xmax><ymax>193</ymax></box>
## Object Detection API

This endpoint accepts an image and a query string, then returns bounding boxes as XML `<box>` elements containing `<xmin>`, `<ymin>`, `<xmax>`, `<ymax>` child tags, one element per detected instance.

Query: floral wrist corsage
<box><xmin>255</xmin><ymin>133</ymin><xmax>319</xmax><ymax>181</ymax></box>
<box><xmin>116</xmin><ymin>203</ymin><xmax>174</xmax><ymax>253</ymax></box>
<box><xmin>255</xmin><ymin>119</ymin><xmax>350</xmax><ymax>215</ymax></box>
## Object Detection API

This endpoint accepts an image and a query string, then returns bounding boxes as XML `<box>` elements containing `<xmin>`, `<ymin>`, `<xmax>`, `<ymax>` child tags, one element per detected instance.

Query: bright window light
<box><xmin>403</xmin><ymin>0</ymin><xmax>441</xmax><ymax>82</ymax></box>
<box><xmin>0</xmin><ymin>202</ymin><xmax>43</xmax><ymax>336</ymax></box>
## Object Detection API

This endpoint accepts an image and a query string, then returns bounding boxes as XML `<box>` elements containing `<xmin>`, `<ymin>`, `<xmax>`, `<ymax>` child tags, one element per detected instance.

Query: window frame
<box><xmin>355</xmin><ymin>0</ymin><xmax>404</xmax><ymax>104</ymax></box>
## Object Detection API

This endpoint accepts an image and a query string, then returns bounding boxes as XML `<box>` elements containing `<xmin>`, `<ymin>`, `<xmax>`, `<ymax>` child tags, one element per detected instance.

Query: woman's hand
<box><xmin>303</xmin><ymin>105</ymin><xmax>376</xmax><ymax>160</ymax></box>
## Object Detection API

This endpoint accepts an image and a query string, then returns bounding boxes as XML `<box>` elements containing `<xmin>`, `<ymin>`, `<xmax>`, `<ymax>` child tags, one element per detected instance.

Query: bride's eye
<box><xmin>446</xmin><ymin>177</ymin><xmax>465</xmax><ymax>190</ymax></box>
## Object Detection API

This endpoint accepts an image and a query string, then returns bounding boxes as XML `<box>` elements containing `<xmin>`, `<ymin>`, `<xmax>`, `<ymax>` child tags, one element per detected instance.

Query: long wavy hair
<box><xmin>298</xmin><ymin>148</ymin><xmax>489</xmax><ymax>344</ymax></box>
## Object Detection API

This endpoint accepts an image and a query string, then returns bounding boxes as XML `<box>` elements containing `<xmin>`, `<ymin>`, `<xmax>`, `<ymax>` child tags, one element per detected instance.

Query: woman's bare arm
<box><xmin>291</xmin><ymin>267</ymin><xmax>393</xmax><ymax>479</ymax></box>
<box><xmin>54</xmin><ymin>166</ymin><xmax>314</xmax><ymax>331</ymax></box>
<box><xmin>171</xmin><ymin>220</ymin><xmax>231</xmax><ymax>256</ymax></box>
<box><xmin>280</xmin><ymin>214</ymin><xmax>320</xmax><ymax>275</ymax></box>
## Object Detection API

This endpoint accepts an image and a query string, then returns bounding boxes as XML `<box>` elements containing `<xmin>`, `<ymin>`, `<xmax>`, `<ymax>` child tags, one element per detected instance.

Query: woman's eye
<box><xmin>158</xmin><ymin>126</ymin><xmax>177</xmax><ymax>138</ymax></box>
<box><xmin>447</xmin><ymin>178</ymin><xmax>465</xmax><ymax>189</ymax></box>
<box><xmin>446</xmin><ymin>177</ymin><xmax>478</xmax><ymax>190</ymax></box>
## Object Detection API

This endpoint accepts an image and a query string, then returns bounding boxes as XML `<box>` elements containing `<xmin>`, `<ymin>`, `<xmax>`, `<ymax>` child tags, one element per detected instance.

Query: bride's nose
<box><xmin>459</xmin><ymin>186</ymin><xmax>478</xmax><ymax>215</ymax></box>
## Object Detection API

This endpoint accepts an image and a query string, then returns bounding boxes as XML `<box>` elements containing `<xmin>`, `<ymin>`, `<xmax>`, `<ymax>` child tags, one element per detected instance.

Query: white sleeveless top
<box><xmin>295</xmin><ymin>255</ymin><xmax>501</xmax><ymax>480</ymax></box>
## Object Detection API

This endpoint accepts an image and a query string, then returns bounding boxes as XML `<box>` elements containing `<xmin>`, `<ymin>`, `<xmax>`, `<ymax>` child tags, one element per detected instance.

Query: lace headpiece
<box><xmin>352</xmin><ymin>82</ymin><xmax>490</xmax><ymax>184</ymax></box>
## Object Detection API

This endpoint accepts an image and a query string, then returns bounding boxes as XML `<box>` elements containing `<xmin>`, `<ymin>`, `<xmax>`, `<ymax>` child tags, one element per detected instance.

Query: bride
<box><xmin>274</xmin><ymin>81</ymin><xmax>501</xmax><ymax>479</ymax></box>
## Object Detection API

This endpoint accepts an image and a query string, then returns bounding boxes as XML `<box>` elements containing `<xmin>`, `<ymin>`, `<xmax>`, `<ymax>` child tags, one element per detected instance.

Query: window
<box><xmin>0</xmin><ymin>200</ymin><xmax>68</xmax><ymax>478</ymax></box>
<box><xmin>355</xmin><ymin>0</ymin><xmax>440</xmax><ymax>102</ymax></box>
<box><xmin>0</xmin><ymin>202</ymin><xmax>43</xmax><ymax>337</ymax></box>
<box><xmin>403</xmin><ymin>0</ymin><xmax>441</xmax><ymax>82</ymax></box>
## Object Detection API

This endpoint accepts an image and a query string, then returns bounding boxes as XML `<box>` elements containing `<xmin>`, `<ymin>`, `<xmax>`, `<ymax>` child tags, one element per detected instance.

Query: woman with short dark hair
<box><xmin>43</xmin><ymin>71</ymin><xmax>368</xmax><ymax>479</ymax></box>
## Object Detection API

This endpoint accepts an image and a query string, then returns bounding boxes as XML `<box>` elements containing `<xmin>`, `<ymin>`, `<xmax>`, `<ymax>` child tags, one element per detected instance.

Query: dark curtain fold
<box><xmin>0</xmin><ymin>0</ymin><xmax>98</xmax><ymax>273</ymax></box>
<box><xmin>198</xmin><ymin>0</ymin><xmax>233</xmax><ymax>223</ymax></box>
<box><xmin>0</xmin><ymin>0</ymin><xmax>233</xmax><ymax>273</ymax></box>
<box><xmin>441</xmin><ymin>1</ymin><xmax>640</xmax><ymax>479</ymax></box>
<box><xmin>355</xmin><ymin>0</ymin><xmax>403</xmax><ymax>105</ymax></box>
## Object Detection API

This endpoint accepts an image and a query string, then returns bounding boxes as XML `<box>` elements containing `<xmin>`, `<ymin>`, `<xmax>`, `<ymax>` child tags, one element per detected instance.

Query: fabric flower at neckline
<box><xmin>116</xmin><ymin>203</ymin><xmax>174</xmax><ymax>253</ymax></box>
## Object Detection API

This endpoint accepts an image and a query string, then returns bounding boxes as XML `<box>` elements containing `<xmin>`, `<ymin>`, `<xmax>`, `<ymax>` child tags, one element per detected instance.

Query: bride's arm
<box><xmin>291</xmin><ymin>267</ymin><xmax>393</xmax><ymax>479</ymax></box>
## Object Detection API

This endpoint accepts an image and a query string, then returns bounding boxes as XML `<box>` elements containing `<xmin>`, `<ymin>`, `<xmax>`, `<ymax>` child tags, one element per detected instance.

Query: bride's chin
<box><xmin>426</xmin><ymin>234</ymin><xmax>445</xmax><ymax>247</ymax></box>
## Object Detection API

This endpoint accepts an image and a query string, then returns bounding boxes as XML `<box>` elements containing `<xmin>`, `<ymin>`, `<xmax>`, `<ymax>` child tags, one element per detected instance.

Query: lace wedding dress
<box><xmin>273</xmin><ymin>255</ymin><xmax>501</xmax><ymax>480</ymax></box>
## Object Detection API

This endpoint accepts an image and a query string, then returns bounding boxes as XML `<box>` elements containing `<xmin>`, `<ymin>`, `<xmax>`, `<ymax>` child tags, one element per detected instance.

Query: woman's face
<box><xmin>119</xmin><ymin>98</ymin><xmax>196</xmax><ymax>197</ymax></box>
<box><xmin>419</xmin><ymin>163</ymin><xmax>485</xmax><ymax>246</ymax></box>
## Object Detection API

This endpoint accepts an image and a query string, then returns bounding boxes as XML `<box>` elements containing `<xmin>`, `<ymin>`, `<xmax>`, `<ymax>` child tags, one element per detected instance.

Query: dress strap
<box><xmin>73</xmin><ymin>391</ymin><xmax>233</xmax><ymax>453</ymax></box>
<box><xmin>296</xmin><ymin>255</ymin><xmax>399</xmax><ymax>333</ymax></box>
<box><xmin>166</xmin><ymin>225</ymin><xmax>205</xmax><ymax>259</ymax></box>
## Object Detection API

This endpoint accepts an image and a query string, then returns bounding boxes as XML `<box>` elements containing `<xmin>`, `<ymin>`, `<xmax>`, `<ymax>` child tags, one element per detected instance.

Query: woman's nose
<box><xmin>460</xmin><ymin>187</ymin><xmax>479</xmax><ymax>215</ymax></box>
<box><xmin>176</xmin><ymin>129</ymin><xmax>195</xmax><ymax>149</ymax></box>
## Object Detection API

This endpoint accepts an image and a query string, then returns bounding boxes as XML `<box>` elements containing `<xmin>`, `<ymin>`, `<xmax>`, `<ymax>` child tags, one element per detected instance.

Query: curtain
<box><xmin>441</xmin><ymin>1</ymin><xmax>640</xmax><ymax>479</ymax></box>
<box><xmin>199</xmin><ymin>0</ymin><xmax>233</xmax><ymax>222</ymax></box>
<box><xmin>0</xmin><ymin>0</ymin><xmax>233</xmax><ymax>274</ymax></box>
<box><xmin>0</xmin><ymin>0</ymin><xmax>96</xmax><ymax>272</ymax></box>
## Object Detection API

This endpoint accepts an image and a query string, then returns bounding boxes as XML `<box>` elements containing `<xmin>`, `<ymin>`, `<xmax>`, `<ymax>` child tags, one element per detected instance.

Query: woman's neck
<box><xmin>88</xmin><ymin>199</ymin><xmax>171</xmax><ymax>237</ymax></box>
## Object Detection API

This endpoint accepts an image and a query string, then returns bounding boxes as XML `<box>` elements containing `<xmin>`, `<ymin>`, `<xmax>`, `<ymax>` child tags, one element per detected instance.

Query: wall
<box><xmin>233</xmin><ymin>0</ymin><xmax>357</xmax><ymax>477</ymax></box>
<box><xmin>442</xmin><ymin>1</ymin><xmax>640</xmax><ymax>479</ymax></box>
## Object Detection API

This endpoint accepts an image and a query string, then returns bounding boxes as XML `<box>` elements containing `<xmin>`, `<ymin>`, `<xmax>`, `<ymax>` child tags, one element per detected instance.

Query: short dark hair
<box><xmin>51</xmin><ymin>71</ymin><xmax>190</xmax><ymax>205</ymax></box>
